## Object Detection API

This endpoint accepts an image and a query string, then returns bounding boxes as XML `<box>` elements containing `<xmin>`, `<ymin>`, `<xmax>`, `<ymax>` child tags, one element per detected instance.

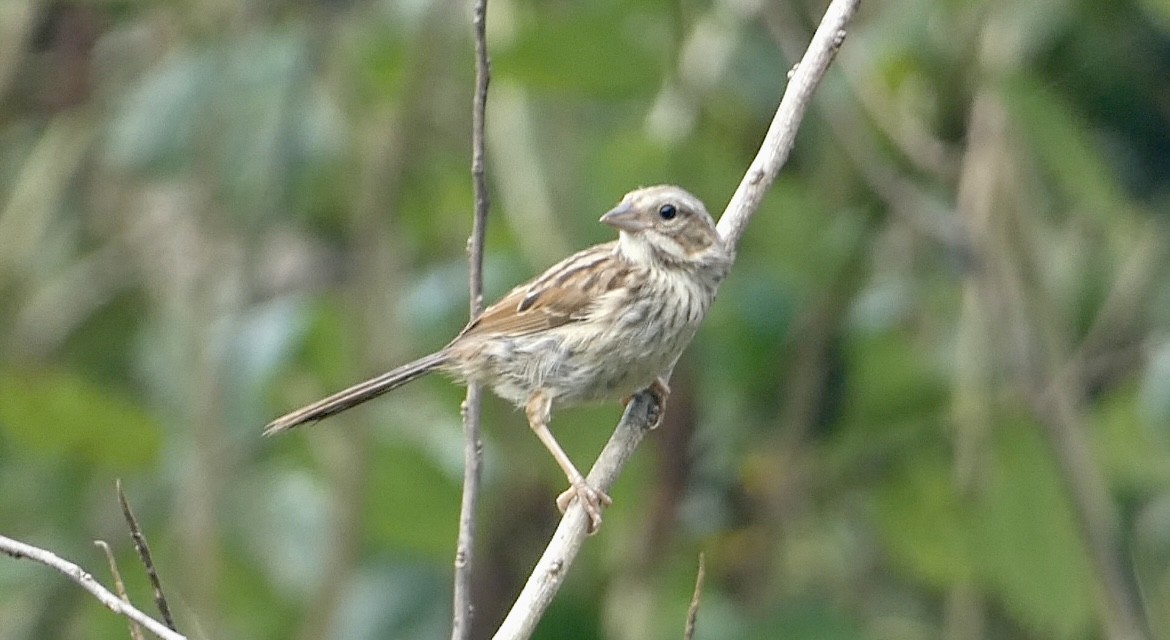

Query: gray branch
<box><xmin>453</xmin><ymin>0</ymin><xmax>492</xmax><ymax>636</ymax></box>
<box><xmin>0</xmin><ymin>534</ymin><xmax>186</xmax><ymax>640</ymax></box>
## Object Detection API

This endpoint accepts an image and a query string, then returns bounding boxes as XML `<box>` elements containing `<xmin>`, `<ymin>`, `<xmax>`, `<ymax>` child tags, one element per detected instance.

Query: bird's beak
<box><xmin>600</xmin><ymin>202</ymin><xmax>644</xmax><ymax>232</ymax></box>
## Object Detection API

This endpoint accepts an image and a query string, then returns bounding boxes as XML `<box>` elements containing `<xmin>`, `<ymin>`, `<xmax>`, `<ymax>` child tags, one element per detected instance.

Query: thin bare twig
<box><xmin>95</xmin><ymin>540</ymin><xmax>145</xmax><ymax>640</ymax></box>
<box><xmin>759</xmin><ymin>2</ymin><xmax>970</xmax><ymax>257</ymax></box>
<box><xmin>453</xmin><ymin>383</ymin><xmax>484</xmax><ymax>640</ymax></box>
<box><xmin>117</xmin><ymin>480</ymin><xmax>177</xmax><ymax>631</ymax></box>
<box><xmin>683</xmin><ymin>553</ymin><xmax>706</xmax><ymax>640</ymax></box>
<box><xmin>0</xmin><ymin>534</ymin><xmax>186</xmax><ymax>640</ymax></box>
<box><xmin>716</xmin><ymin>0</ymin><xmax>854</xmax><ymax>250</ymax></box>
<box><xmin>453</xmin><ymin>0</ymin><xmax>491</xmax><ymax>636</ymax></box>
<box><xmin>468</xmin><ymin>0</ymin><xmax>491</xmax><ymax>318</ymax></box>
<box><xmin>492</xmin><ymin>2</ymin><xmax>859</xmax><ymax>637</ymax></box>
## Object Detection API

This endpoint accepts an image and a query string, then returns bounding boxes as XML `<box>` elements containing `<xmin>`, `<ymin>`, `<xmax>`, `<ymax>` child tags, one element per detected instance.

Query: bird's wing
<box><xmin>457</xmin><ymin>242</ymin><xmax>629</xmax><ymax>338</ymax></box>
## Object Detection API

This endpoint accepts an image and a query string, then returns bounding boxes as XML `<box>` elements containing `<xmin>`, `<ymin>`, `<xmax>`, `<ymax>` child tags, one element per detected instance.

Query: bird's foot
<box><xmin>646</xmin><ymin>377</ymin><xmax>670</xmax><ymax>428</ymax></box>
<box><xmin>621</xmin><ymin>377</ymin><xmax>671</xmax><ymax>428</ymax></box>
<box><xmin>556</xmin><ymin>480</ymin><xmax>612</xmax><ymax>535</ymax></box>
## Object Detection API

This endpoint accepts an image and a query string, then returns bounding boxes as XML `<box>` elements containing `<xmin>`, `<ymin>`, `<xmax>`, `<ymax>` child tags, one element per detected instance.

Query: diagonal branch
<box><xmin>492</xmin><ymin>0</ymin><xmax>860</xmax><ymax>637</ymax></box>
<box><xmin>494</xmin><ymin>395</ymin><xmax>660</xmax><ymax>640</ymax></box>
<box><xmin>118</xmin><ymin>480</ymin><xmax>178</xmax><ymax>632</ymax></box>
<box><xmin>0</xmin><ymin>534</ymin><xmax>186</xmax><ymax>640</ymax></box>
<box><xmin>715</xmin><ymin>0</ymin><xmax>855</xmax><ymax>251</ymax></box>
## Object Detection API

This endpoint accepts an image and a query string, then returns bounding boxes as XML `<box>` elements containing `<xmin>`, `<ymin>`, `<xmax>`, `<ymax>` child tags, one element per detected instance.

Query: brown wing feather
<box><xmin>457</xmin><ymin>242</ymin><xmax>620</xmax><ymax>339</ymax></box>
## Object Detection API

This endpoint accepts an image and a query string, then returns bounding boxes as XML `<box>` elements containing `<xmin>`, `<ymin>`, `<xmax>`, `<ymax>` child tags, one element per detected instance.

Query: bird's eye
<box><xmin>658</xmin><ymin>203</ymin><xmax>677</xmax><ymax>220</ymax></box>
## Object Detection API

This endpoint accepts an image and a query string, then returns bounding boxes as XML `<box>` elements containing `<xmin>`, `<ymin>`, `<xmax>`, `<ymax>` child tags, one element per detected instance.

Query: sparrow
<box><xmin>265</xmin><ymin>185</ymin><xmax>732</xmax><ymax>532</ymax></box>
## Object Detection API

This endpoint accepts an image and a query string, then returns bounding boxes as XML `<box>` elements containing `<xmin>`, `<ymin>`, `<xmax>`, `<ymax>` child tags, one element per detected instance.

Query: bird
<box><xmin>264</xmin><ymin>185</ymin><xmax>732</xmax><ymax>532</ymax></box>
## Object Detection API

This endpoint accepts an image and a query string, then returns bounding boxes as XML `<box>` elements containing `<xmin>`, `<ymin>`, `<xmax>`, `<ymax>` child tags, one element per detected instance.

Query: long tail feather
<box><xmin>263</xmin><ymin>350</ymin><xmax>450</xmax><ymax>436</ymax></box>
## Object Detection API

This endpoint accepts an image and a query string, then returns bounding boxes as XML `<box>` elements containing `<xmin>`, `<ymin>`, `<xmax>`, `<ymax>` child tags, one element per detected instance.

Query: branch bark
<box><xmin>118</xmin><ymin>480</ymin><xmax>178</xmax><ymax>632</ymax></box>
<box><xmin>492</xmin><ymin>0</ymin><xmax>859</xmax><ymax>637</ymax></box>
<box><xmin>493</xmin><ymin>395</ymin><xmax>661</xmax><ymax>640</ymax></box>
<box><xmin>453</xmin><ymin>0</ymin><xmax>491</xmax><ymax>637</ymax></box>
<box><xmin>0</xmin><ymin>534</ymin><xmax>186</xmax><ymax>640</ymax></box>
<box><xmin>683</xmin><ymin>553</ymin><xmax>706</xmax><ymax>640</ymax></box>
<box><xmin>715</xmin><ymin>0</ymin><xmax>854</xmax><ymax>250</ymax></box>
<box><xmin>94</xmin><ymin>540</ymin><xmax>145</xmax><ymax>640</ymax></box>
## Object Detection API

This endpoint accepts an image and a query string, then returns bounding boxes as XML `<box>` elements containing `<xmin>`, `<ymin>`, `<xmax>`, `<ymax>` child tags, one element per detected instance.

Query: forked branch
<box><xmin>0</xmin><ymin>534</ymin><xmax>185</xmax><ymax>640</ymax></box>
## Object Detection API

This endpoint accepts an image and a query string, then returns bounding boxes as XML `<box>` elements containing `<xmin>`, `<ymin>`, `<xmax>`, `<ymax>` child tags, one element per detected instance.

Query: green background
<box><xmin>1</xmin><ymin>0</ymin><xmax>1169</xmax><ymax>638</ymax></box>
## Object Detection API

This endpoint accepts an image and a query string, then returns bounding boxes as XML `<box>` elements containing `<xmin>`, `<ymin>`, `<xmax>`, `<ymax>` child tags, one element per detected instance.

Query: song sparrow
<box><xmin>265</xmin><ymin>185</ymin><xmax>731</xmax><ymax>532</ymax></box>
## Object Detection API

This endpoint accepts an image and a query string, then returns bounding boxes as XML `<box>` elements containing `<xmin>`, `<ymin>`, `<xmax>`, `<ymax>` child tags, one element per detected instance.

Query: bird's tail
<box><xmin>263</xmin><ymin>350</ymin><xmax>450</xmax><ymax>436</ymax></box>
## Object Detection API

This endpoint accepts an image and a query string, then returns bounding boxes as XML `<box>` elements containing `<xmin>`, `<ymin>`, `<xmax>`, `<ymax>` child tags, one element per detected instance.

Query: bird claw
<box><xmin>622</xmin><ymin>377</ymin><xmax>671</xmax><ymax>429</ymax></box>
<box><xmin>646</xmin><ymin>377</ymin><xmax>670</xmax><ymax>428</ymax></box>
<box><xmin>556</xmin><ymin>481</ymin><xmax>612</xmax><ymax>534</ymax></box>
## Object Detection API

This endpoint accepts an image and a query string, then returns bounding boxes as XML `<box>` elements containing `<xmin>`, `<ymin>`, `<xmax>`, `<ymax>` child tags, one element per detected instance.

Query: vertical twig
<box><xmin>468</xmin><ymin>0</ymin><xmax>491</xmax><ymax>316</ymax></box>
<box><xmin>118</xmin><ymin>480</ymin><xmax>178</xmax><ymax>632</ymax></box>
<box><xmin>453</xmin><ymin>0</ymin><xmax>491</xmax><ymax>637</ymax></box>
<box><xmin>683</xmin><ymin>553</ymin><xmax>706</xmax><ymax>640</ymax></box>
<box><xmin>95</xmin><ymin>540</ymin><xmax>145</xmax><ymax>640</ymax></box>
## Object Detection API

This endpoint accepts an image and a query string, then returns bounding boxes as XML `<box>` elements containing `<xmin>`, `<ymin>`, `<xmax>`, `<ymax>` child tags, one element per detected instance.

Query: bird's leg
<box><xmin>621</xmin><ymin>376</ymin><xmax>671</xmax><ymax>428</ymax></box>
<box><xmin>525</xmin><ymin>390</ymin><xmax>611</xmax><ymax>533</ymax></box>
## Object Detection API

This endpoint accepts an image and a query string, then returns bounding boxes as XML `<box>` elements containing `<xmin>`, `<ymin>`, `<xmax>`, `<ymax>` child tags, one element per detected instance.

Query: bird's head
<box><xmin>600</xmin><ymin>185</ymin><xmax>728</xmax><ymax>271</ymax></box>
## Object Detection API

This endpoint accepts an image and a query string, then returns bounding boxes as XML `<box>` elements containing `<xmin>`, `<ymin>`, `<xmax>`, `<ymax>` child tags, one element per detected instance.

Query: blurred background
<box><xmin>1</xmin><ymin>0</ymin><xmax>1169</xmax><ymax>638</ymax></box>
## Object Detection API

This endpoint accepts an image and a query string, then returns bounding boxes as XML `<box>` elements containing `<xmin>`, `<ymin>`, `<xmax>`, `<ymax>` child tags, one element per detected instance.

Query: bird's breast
<box><xmin>452</xmin><ymin>265</ymin><xmax>718</xmax><ymax>408</ymax></box>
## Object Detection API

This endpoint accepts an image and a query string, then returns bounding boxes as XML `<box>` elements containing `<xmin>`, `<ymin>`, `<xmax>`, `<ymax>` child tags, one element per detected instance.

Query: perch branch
<box><xmin>494</xmin><ymin>396</ymin><xmax>660</xmax><ymax>640</ymax></box>
<box><xmin>0</xmin><ymin>534</ymin><xmax>186</xmax><ymax>640</ymax></box>
<box><xmin>492</xmin><ymin>0</ymin><xmax>860</xmax><ymax>637</ymax></box>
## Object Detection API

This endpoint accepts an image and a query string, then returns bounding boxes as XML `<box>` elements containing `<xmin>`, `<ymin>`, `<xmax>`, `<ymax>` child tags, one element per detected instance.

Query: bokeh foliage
<box><xmin>2</xmin><ymin>0</ymin><xmax>1169</xmax><ymax>638</ymax></box>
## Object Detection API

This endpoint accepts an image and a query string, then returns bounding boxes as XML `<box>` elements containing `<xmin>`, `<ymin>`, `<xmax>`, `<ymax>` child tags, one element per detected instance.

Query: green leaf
<box><xmin>1096</xmin><ymin>383</ymin><xmax>1170</xmax><ymax>492</ymax></box>
<box><xmin>0</xmin><ymin>370</ymin><xmax>159</xmax><ymax>467</ymax></box>
<box><xmin>1005</xmin><ymin>77</ymin><xmax>1139</xmax><ymax>235</ymax></box>
<box><xmin>495</xmin><ymin>4</ymin><xmax>662</xmax><ymax>98</ymax></box>
<box><xmin>1137</xmin><ymin>0</ymin><xmax>1170</xmax><ymax>30</ymax></box>
<box><xmin>364</xmin><ymin>443</ymin><xmax>461</xmax><ymax>558</ymax></box>
<box><xmin>874</xmin><ymin>419</ymin><xmax>1098</xmax><ymax>639</ymax></box>
<box><xmin>874</xmin><ymin>453</ymin><xmax>976</xmax><ymax>586</ymax></box>
<box><xmin>1133</xmin><ymin>493</ymin><xmax>1170</xmax><ymax>639</ymax></box>
<box><xmin>972</xmin><ymin>419</ymin><xmax>1096</xmax><ymax>640</ymax></box>
<box><xmin>757</xmin><ymin>601</ymin><xmax>863</xmax><ymax>640</ymax></box>
<box><xmin>841</xmin><ymin>330</ymin><xmax>948</xmax><ymax>427</ymax></box>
